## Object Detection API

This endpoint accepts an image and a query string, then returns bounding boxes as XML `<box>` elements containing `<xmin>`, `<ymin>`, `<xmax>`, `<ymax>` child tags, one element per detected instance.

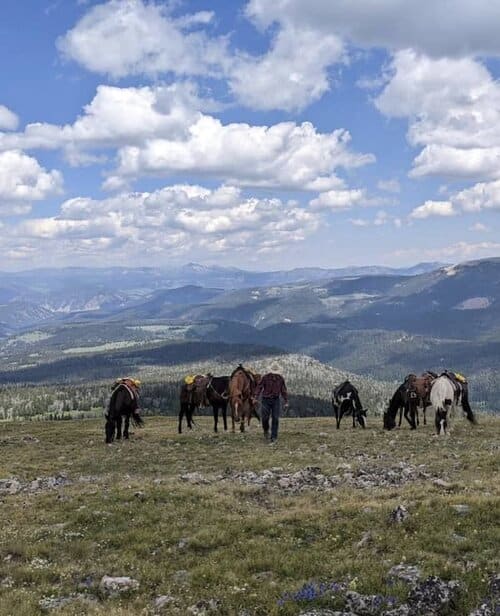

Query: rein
<box><xmin>206</xmin><ymin>378</ymin><xmax>229</xmax><ymax>400</ymax></box>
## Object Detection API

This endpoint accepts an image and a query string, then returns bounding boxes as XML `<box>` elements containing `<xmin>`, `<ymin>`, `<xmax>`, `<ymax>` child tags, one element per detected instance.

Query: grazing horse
<box><xmin>384</xmin><ymin>380</ymin><xmax>415</xmax><ymax>431</ymax></box>
<box><xmin>332</xmin><ymin>380</ymin><xmax>367</xmax><ymax>429</ymax></box>
<box><xmin>430</xmin><ymin>373</ymin><xmax>476</xmax><ymax>435</ymax></box>
<box><xmin>205</xmin><ymin>375</ymin><xmax>230</xmax><ymax>433</ymax></box>
<box><xmin>228</xmin><ymin>365</ymin><xmax>260</xmax><ymax>432</ymax></box>
<box><xmin>404</xmin><ymin>371</ymin><xmax>436</xmax><ymax>426</ymax></box>
<box><xmin>105</xmin><ymin>378</ymin><xmax>143</xmax><ymax>443</ymax></box>
<box><xmin>384</xmin><ymin>371</ymin><xmax>437</xmax><ymax>431</ymax></box>
<box><xmin>178</xmin><ymin>375</ymin><xmax>206</xmax><ymax>434</ymax></box>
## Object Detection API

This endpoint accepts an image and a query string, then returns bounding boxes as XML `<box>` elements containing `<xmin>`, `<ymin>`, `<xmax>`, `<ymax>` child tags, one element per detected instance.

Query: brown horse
<box><xmin>228</xmin><ymin>365</ymin><xmax>260</xmax><ymax>432</ymax></box>
<box><xmin>402</xmin><ymin>371</ymin><xmax>436</xmax><ymax>427</ymax></box>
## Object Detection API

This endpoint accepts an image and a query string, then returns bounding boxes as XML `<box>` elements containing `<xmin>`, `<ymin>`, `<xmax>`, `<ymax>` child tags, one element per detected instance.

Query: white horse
<box><xmin>429</xmin><ymin>375</ymin><xmax>476</xmax><ymax>435</ymax></box>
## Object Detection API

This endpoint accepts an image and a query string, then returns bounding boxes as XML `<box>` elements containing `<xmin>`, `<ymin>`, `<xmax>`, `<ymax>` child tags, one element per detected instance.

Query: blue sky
<box><xmin>1</xmin><ymin>0</ymin><xmax>500</xmax><ymax>270</ymax></box>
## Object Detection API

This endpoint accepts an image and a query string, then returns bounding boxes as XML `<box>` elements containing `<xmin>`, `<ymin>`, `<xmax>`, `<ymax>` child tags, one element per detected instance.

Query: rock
<box><xmin>469</xmin><ymin>605</ymin><xmax>494</xmax><ymax>615</ymax></box>
<box><xmin>407</xmin><ymin>576</ymin><xmax>460</xmax><ymax>614</ymax></box>
<box><xmin>299</xmin><ymin>611</ymin><xmax>355</xmax><ymax>616</ymax></box>
<box><xmin>387</xmin><ymin>564</ymin><xmax>421</xmax><ymax>587</ymax></box>
<box><xmin>187</xmin><ymin>599</ymin><xmax>221</xmax><ymax>614</ymax></box>
<box><xmin>154</xmin><ymin>595</ymin><xmax>176</xmax><ymax>610</ymax></box>
<box><xmin>177</xmin><ymin>538</ymin><xmax>189</xmax><ymax>550</ymax></box>
<box><xmin>180</xmin><ymin>472</ymin><xmax>210</xmax><ymax>485</ymax></box>
<box><xmin>383</xmin><ymin>607</ymin><xmax>410</xmax><ymax>616</ymax></box>
<box><xmin>452</xmin><ymin>504</ymin><xmax>470</xmax><ymax>514</ymax></box>
<box><xmin>345</xmin><ymin>590</ymin><xmax>388</xmax><ymax>614</ymax></box>
<box><xmin>134</xmin><ymin>491</ymin><xmax>146</xmax><ymax>501</ymax></box>
<box><xmin>0</xmin><ymin>576</ymin><xmax>14</xmax><ymax>588</ymax></box>
<box><xmin>433</xmin><ymin>479</ymin><xmax>454</xmax><ymax>489</ymax></box>
<box><xmin>0</xmin><ymin>478</ymin><xmax>23</xmax><ymax>495</ymax></box>
<box><xmin>99</xmin><ymin>575</ymin><xmax>139</xmax><ymax>594</ymax></box>
<box><xmin>39</xmin><ymin>594</ymin><xmax>97</xmax><ymax>610</ymax></box>
<box><xmin>356</xmin><ymin>531</ymin><xmax>373</xmax><ymax>548</ymax></box>
<box><xmin>253</xmin><ymin>570</ymin><xmax>273</xmax><ymax>581</ymax></box>
<box><xmin>389</xmin><ymin>505</ymin><xmax>409</xmax><ymax>524</ymax></box>
<box><xmin>451</xmin><ymin>533</ymin><xmax>467</xmax><ymax>543</ymax></box>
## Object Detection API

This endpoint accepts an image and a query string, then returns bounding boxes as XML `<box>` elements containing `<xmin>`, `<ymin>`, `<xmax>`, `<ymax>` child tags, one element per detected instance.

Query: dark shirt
<box><xmin>256</xmin><ymin>373</ymin><xmax>288</xmax><ymax>402</ymax></box>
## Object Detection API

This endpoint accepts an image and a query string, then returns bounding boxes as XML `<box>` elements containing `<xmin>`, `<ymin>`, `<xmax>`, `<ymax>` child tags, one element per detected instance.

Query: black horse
<box><xmin>178</xmin><ymin>380</ymin><xmax>197</xmax><ymax>434</ymax></box>
<box><xmin>332</xmin><ymin>380</ymin><xmax>367</xmax><ymax>429</ymax></box>
<box><xmin>206</xmin><ymin>375</ymin><xmax>230</xmax><ymax>433</ymax></box>
<box><xmin>383</xmin><ymin>376</ymin><xmax>419</xmax><ymax>431</ymax></box>
<box><xmin>105</xmin><ymin>379</ymin><xmax>143</xmax><ymax>443</ymax></box>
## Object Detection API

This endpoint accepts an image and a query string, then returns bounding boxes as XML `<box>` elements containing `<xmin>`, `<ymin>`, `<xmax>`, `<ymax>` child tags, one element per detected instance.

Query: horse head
<box><xmin>383</xmin><ymin>403</ymin><xmax>396</xmax><ymax>430</ymax></box>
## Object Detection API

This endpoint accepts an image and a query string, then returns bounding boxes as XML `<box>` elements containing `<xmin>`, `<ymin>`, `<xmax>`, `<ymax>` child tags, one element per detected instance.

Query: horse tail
<box><xmin>131</xmin><ymin>412</ymin><xmax>144</xmax><ymax>427</ymax></box>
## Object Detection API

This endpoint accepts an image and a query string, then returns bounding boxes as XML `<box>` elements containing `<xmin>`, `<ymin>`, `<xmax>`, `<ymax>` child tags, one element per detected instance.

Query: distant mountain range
<box><xmin>1</xmin><ymin>257</ymin><xmax>500</xmax><ymax>409</ymax></box>
<box><xmin>0</xmin><ymin>261</ymin><xmax>446</xmax><ymax>331</ymax></box>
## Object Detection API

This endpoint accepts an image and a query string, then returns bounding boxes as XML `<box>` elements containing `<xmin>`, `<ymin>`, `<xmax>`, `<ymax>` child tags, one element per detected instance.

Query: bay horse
<box><xmin>430</xmin><ymin>373</ymin><xmax>476</xmax><ymax>435</ymax></box>
<box><xmin>332</xmin><ymin>380</ymin><xmax>367</xmax><ymax>429</ymax></box>
<box><xmin>105</xmin><ymin>378</ymin><xmax>143</xmax><ymax>443</ymax></box>
<box><xmin>178</xmin><ymin>375</ymin><xmax>206</xmax><ymax>434</ymax></box>
<box><xmin>205</xmin><ymin>375</ymin><xmax>230</xmax><ymax>433</ymax></box>
<box><xmin>228</xmin><ymin>365</ymin><xmax>260</xmax><ymax>433</ymax></box>
<box><xmin>384</xmin><ymin>371</ymin><xmax>437</xmax><ymax>431</ymax></box>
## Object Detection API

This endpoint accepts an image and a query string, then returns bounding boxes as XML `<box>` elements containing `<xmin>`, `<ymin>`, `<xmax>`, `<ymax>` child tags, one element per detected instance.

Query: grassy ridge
<box><xmin>0</xmin><ymin>416</ymin><xmax>499</xmax><ymax>615</ymax></box>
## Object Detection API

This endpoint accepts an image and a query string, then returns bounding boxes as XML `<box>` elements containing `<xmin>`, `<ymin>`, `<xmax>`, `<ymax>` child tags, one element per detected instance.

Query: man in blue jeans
<box><xmin>255</xmin><ymin>362</ymin><xmax>288</xmax><ymax>443</ymax></box>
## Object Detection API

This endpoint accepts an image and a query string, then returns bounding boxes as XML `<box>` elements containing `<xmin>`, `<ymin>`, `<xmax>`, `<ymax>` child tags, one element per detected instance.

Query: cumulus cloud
<box><xmin>0</xmin><ymin>150</ymin><xmax>63</xmax><ymax>214</ymax></box>
<box><xmin>57</xmin><ymin>0</ymin><xmax>228</xmax><ymax>79</ymax></box>
<box><xmin>106</xmin><ymin>118</ymin><xmax>374</xmax><ymax>190</ymax></box>
<box><xmin>469</xmin><ymin>222</ymin><xmax>490</xmax><ymax>232</ymax></box>
<box><xmin>0</xmin><ymin>83</ymin><xmax>204</xmax><ymax>159</ymax></box>
<box><xmin>4</xmin><ymin>184</ymin><xmax>319</xmax><ymax>265</ymax></box>
<box><xmin>376</xmin><ymin>51</ymin><xmax>500</xmax><ymax>180</ymax></box>
<box><xmin>309</xmin><ymin>188</ymin><xmax>367</xmax><ymax>210</ymax></box>
<box><xmin>410</xmin><ymin>200</ymin><xmax>456</xmax><ymax>219</ymax></box>
<box><xmin>0</xmin><ymin>105</ymin><xmax>19</xmax><ymax>131</ymax></box>
<box><xmin>246</xmin><ymin>0</ymin><xmax>500</xmax><ymax>58</ymax></box>
<box><xmin>229</xmin><ymin>26</ymin><xmax>343</xmax><ymax>112</ymax></box>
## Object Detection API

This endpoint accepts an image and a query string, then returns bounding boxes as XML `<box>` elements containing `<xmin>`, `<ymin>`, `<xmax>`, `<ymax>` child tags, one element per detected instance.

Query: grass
<box><xmin>0</xmin><ymin>415</ymin><xmax>499</xmax><ymax>615</ymax></box>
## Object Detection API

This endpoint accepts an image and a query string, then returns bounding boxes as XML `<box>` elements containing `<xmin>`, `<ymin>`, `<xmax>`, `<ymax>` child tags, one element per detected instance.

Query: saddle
<box><xmin>441</xmin><ymin>371</ymin><xmax>467</xmax><ymax>404</ymax></box>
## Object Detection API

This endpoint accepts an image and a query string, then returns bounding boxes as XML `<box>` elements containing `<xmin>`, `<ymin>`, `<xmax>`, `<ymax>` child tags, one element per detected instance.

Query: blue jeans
<box><xmin>261</xmin><ymin>397</ymin><xmax>280</xmax><ymax>440</ymax></box>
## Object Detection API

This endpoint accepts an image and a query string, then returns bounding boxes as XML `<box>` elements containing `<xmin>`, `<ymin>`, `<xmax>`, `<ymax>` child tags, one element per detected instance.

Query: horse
<box><xmin>403</xmin><ymin>371</ymin><xmax>436</xmax><ymax>426</ymax></box>
<box><xmin>430</xmin><ymin>373</ymin><xmax>476</xmax><ymax>435</ymax></box>
<box><xmin>105</xmin><ymin>378</ymin><xmax>143</xmax><ymax>443</ymax></box>
<box><xmin>332</xmin><ymin>380</ymin><xmax>367</xmax><ymax>429</ymax></box>
<box><xmin>205</xmin><ymin>375</ymin><xmax>230</xmax><ymax>433</ymax></box>
<box><xmin>228</xmin><ymin>365</ymin><xmax>260</xmax><ymax>432</ymax></box>
<box><xmin>384</xmin><ymin>371</ymin><xmax>437</xmax><ymax>431</ymax></box>
<box><xmin>178</xmin><ymin>375</ymin><xmax>206</xmax><ymax>434</ymax></box>
<box><xmin>384</xmin><ymin>380</ymin><xmax>415</xmax><ymax>431</ymax></box>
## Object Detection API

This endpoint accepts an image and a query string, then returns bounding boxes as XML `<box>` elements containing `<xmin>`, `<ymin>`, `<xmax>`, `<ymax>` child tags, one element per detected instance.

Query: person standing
<box><xmin>255</xmin><ymin>362</ymin><xmax>288</xmax><ymax>443</ymax></box>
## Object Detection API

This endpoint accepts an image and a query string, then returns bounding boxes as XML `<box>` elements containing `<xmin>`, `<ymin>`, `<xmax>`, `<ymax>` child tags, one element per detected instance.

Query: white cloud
<box><xmin>469</xmin><ymin>222</ymin><xmax>490</xmax><ymax>232</ymax></box>
<box><xmin>410</xmin><ymin>200</ymin><xmax>456</xmax><ymax>219</ymax></box>
<box><xmin>107</xmin><ymin>117</ymin><xmax>374</xmax><ymax>190</ymax></box>
<box><xmin>246</xmin><ymin>0</ymin><xmax>500</xmax><ymax>58</ymax></box>
<box><xmin>377</xmin><ymin>179</ymin><xmax>400</xmax><ymax>193</ymax></box>
<box><xmin>0</xmin><ymin>83</ymin><xmax>204</xmax><ymax>158</ymax></box>
<box><xmin>310</xmin><ymin>188</ymin><xmax>366</xmax><ymax>210</ymax></box>
<box><xmin>0</xmin><ymin>105</ymin><xmax>19</xmax><ymax>131</ymax></box>
<box><xmin>57</xmin><ymin>0</ymin><xmax>228</xmax><ymax>79</ymax></box>
<box><xmin>451</xmin><ymin>179</ymin><xmax>500</xmax><ymax>213</ymax></box>
<box><xmin>391</xmin><ymin>241</ymin><xmax>500</xmax><ymax>260</ymax></box>
<box><xmin>4</xmin><ymin>184</ymin><xmax>319</xmax><ymax>265</ymax></box>
<box><xmin>0</xmin><ymin>150</ymin><xmax>63</xmax><ymax>214</ymax></box>
<box><xmin>376</xmin><ymin>51</ymin><xmax>500</xmax><ymax>181</ymax></box>
<box><xmin>229</xmin><ymin>26</ymin><xmax>343</xmax><ymax>112</ymax></box>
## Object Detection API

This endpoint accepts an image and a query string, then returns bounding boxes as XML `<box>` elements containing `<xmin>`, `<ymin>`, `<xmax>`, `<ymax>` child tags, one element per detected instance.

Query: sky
<box><xmin>1</xmin><ymin>0</ymin><xmax>500</xmax><ymax>271</ymax></box>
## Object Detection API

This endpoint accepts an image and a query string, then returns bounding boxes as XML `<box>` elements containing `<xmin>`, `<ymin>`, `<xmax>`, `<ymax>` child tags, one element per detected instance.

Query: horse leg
<box><xmin>222</xmin><ymin>405</ymin><xmax>228</xmax><ymax>431</ymax></box>
<box><xmin>213</xmin><ymin>405</ymin><xmax>218</xmax><ymax>433</ymax></box>
<box><xmin>187</xmin><ymin>405</ymin><xmax>194</xmax><ymax>430</ymax></box>
<box><xmin>105</xmin><ymin>415</ymin><xmax>115</xmax><ymax>443</ymax></box>
<box><xmin>423</xmin><ymin>404</ymin><xmax>427</xmax><ymax>425</ymax></box>
<box><xmin>178</xmin><ymin>405</ymin><xmax>185</xmax><ymax>434</ymax></box>
<box><xmin>116</xmin><ymin>415</ymin><xmax>122</xmax><ymax>440</ymax></box>
<box><xmin>123</xmin><ymin>415</ymin><xmax>130</xmax><ymax>439</ymax></box>
<box><xmin>398</xmin><ymin>405</ymin><xmax>403</xmax><ymax>427</ymax></box>
<box><xmin>352</xmin><ymin>408</ymin><xmax>356</xmax><ymax>429</ymax></box>
<box><xmin>415</xmin><ymin>406</ymin><xmax>419</xmax><ymax>427</ymax></box>
<box><xmin>240</xmin><ymin>418</ymin><xmax>245</xmax><ymax>433</ymax></box>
